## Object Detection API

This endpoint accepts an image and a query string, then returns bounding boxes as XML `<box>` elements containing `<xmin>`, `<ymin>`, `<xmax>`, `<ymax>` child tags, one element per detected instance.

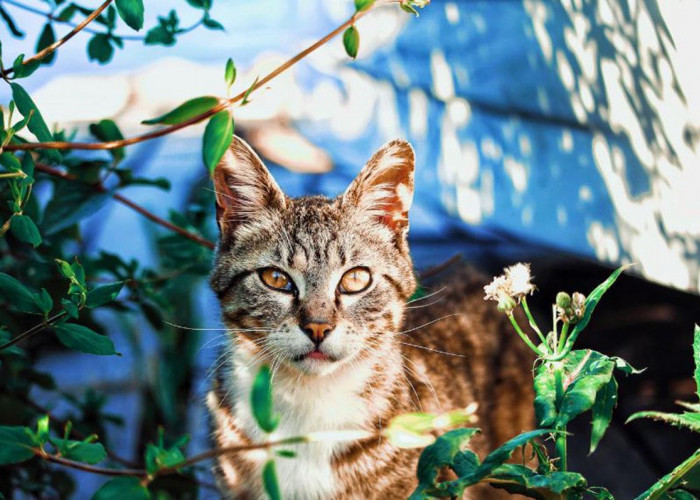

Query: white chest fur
<box><xmin>223</xmin><ymin>352</ymin><xmax>378</xmax><ymax>500</ymax></box>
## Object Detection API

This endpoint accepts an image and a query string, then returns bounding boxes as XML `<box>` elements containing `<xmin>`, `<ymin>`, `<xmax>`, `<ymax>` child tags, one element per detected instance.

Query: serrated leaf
<box><xmin>262</xmin><ymin>460</ymin><xmax>281</xmax><ymax>500</ymax></box>
<box><xmin>225</xmin><ymin>58</ymin><xmax>236</xmax><ymax>88</ymax></box>
<box><xmin>202</xmin><ymin>110</ymin><xmax>234</xmax><ymax>176</ymax></box>
<box><xmin>250</xmin><ymin>365</ymin><xmax>279</xmax><ymax>433</ymax></box>
<box><xmin>0</xmin><ymin>426</ymin><xmax>37</xmax><ymax>465</ymax></box>
<box><xmin>488</xmin><ymin>464</ymin><xmax>588</xmax><ymax>499</ymax></box>
<box><xmin>0</xmin><ymin>272</ymin><xmax>45</xmax><ymax>314</ymax></box>
<box><xmin>115</xmin><ymin>0</ymin><xmax>144</xmax><ymax>31</ymax></box>
<box><xmin>10</xmin><ymin>83</ymin><xmax>61</xmax><ymax>163</ymax></box>
<box><xmin>92</xmin><ymin>477</ymin><xmax>150</xmax><ymax>500</ymax></box>
<box><xmin>86</xmin><ymin>282</ymin><xmax>125</xmax><ymax>308</ymax></box>
<box><xmin>87</xmin><ymin>34</ymin><xmax>114</xmax><ymax>64</ymax></box>
<box><xmin>54</xmin><ymin>323</ymin><xmax>119</xmax><ymax>356</ymax></box>
<box><xmin>590</xmin><ymin>376</ymin><xmax>617</xmax><ymax>454</ymax></box>
<box><xmin>415</xmin><ymin>428</ymin><xmax>480</xmax><ymax>485</ymax></box>
<box><xmin>142</xmin><ymin>96</ymin><xmax>219</xmax><ymax>125</ymax></box>
<box><xmin>343</xmin><ymin>26</ymin><xmax>359</xmax><ymax>59</ymax></box>
<box><xmin>36</xmin><ymin>23</ymin><xmax>57</xmax><ymax>65</ymax></box>
<box><xmin>10</xmin><ymin>214</ymin><xmax>42</xmax><ymax>247</ymax></box>
<box><xmin>627</xmin><ymin>411</ymin><xmax>700</xmax><ymax>433</ymax></box>
<box><xmin>533</xmin><ymin>366</ymin><xmax>557</xmax><ymax>427</ymax></box>
<box><xmin>89</xmin><ymin>119</ymin><xmax>124</xmax><ymax>161</ymax></box>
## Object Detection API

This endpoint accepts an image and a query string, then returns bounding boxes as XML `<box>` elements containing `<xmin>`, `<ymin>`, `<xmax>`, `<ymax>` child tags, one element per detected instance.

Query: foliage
<box><xmin>0</xmin><ymin>0</ymin><xmax>423</xmax><ymax>498</ymax></box>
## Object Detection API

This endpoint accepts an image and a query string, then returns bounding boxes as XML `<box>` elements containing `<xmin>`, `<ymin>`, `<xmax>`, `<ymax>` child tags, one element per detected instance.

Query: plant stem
<box><xmin>553</xmin><ymin>366</ymin><xmax>567</xmax><ymax>471</ymax></box>
<box><xmin>521</xmin><ymin>297</ymin><xmax>548</xmax><ymax>351</ymax></box>
<box><xmin>1</xmin><ymin>0</ymin><xmax>114</xmax><ymax>78</ymax></box>
<box><xmin>4</xmin><ymin>2</ymin><xmax>383</xmax><ymax>152</ymax></box>
<box><xmin>636</xmin><ymin>447</ymin><xmax>700</xmax><ymax>500</ymax></box>
<box><xmin>507</xmin><ymin>313</ymin><xmax>542</xmax><ymax>355</ymax></box>
<box><xmin>557</xmin><ymin>322</ymin><xmax>569</xmax><ymax>354</ymax></box>
<box><xmin>34</xmin><ymin>162</ymin><xmax>216</xmax><ymax>249</ymax></box>
<box><xmin>0</xmin><ymin>171</ymin><xmax>25</xmax><ymax>178</ymax></box>
<box><xmin>0</xmin><ymin>311</ymin><xmax>65</xmax><ymax>352</ymax></box>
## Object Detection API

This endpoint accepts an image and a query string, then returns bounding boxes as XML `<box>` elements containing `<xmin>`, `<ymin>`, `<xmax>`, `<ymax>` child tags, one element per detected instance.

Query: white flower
<box><xmin>483</xmin><ymin>275</ymin><xmax>509</xmax><ymax>301</ymax></box>
<box><xmin>504</xmin><ymin>263</ymin><xmax>535</xmax><ymax>298</ymax></box>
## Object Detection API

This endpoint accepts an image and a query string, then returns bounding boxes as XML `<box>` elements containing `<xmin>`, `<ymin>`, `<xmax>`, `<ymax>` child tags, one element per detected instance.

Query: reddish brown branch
<box><xmin>5</xmin><ymin>5</ymin><xmax>378</xmax><ymax>152</ymax></box>
<box><xmin>34</xmin><ymin>163</ymin><xmax>215</xmax><ymax>249</ymax></box>
<box><xmin>1</xmin><ymin>0</ymin><xmax>114</xmax><ymax>78</ymax></box>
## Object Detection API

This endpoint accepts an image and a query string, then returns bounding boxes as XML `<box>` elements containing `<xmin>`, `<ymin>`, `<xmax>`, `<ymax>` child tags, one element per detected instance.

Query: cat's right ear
<box><xmin>213</xmin><ymin>136</ymin><xmax>286</xmax><ymax>233</ymax></box>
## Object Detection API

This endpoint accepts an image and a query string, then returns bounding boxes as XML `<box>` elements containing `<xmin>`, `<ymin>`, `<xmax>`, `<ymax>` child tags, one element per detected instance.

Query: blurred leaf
<box><xmin>343</xmin><ymin>26</ymin><xmax>359</xmax><ymax>58</ymax></box>
<box><xmin>186</xmin><ymin>0</ymin><xmax>212</xmax><ymax>9</ymax></box>
<box><xmin>225</xmin><ymin>58</ymin><xmax>236</xmax><ymax>88</ymax></box>
<box><xmin>57</xmin><ymin>4</ymin><xmax>79</xmax><ymax>22</ymax></box>
<box><xmin>11</xmin><ymin>54</ymin><xmax>41</xmax><ymax>79</ymax></box>
<box><xmin>355</xmin><ymin>0</ymin><xmax>375</xmax><ymax>11</ymax></box>
<box><xmin>262</xmin><ymin>459</ymin><xmax>281</xmax><ymax>500</ymax></box>
<box><xmin>0</xmin><ymin>5</ymin><xmax>24</xmax><ymax>37</ymax></box>
<box><xmin>203</xmin><ymin>17</ymin><xmax>224</xmax><ymax>30</ymax></box>
<box><xmin>144</xmin><ymin>25</ymin><xmax>175</xmax><ymax>45</ymax></box>
<box><xmin>142</xmin><ymin>96</ymin><xmax>219</xmax><ymax>125</ymax></box>
<box><xmin>61</xmin><ymin>440</ymin><xmax>107</xmax><ymax>464</ymax></box>
<box><xmin>114</xmin><ymin>169</ymin><xmax>171</xmax><ymax>190</ymax></box>
<box><xmin>36</xmin><ymin>23</ymin><xmax>57</xmax><ymax>65</ymax></box>
<box><xmin>400</xmin><ymin>2</ymin><xmax>419</xmax><ymax>16</ymax></box>
<box><xmin>115</xmin><ymin>0</ymin><xmax>144</xmax><ymax>31</ymax></box>
<box><xmin>10</xmin><ymin>83</ymin><xmax>61</xmax><ymax>163</ymax></box>
<box><xmin>10</xmin><ymin>215</ymin><xmax>42</xmax><ymax>247</ymax></box>
<box><xmin>92</xmin><ymin>477</ymin><xmax>151</xmax><ymax>500</ymax></box>
<box><xmin>54</xmin><ymin>323</ymin><xmax>119</xmax><ymax>356</ymax></box>
<box><xmin>89</xmin><ymin>119</ymin><xmax>125</xmax><ymax>161</ymax></box>
<box><xmin>42</xmin><ymin>180</ymin><xmax>112</xmax><ymax>235</ymax></box>
<box><xmin>202</xmin><ymin>110</ymin><xmax>233</xmax><ymax>175</ymax></box>
<box><xmin>250</xmin><ymin>365</ymin><xmax>279</xmax><ymax>433</ymax></box>
<box><xmin>589</xmin><ymin>377</ymin><xmax>617</xmax><ymax>454</ymax></box>
<box><xmin>36</xmin><ymin>415</ymin><xmax>50</xmax><ymax>443</ymax></box>
<box><xmin>241</xmin><ymin>76</ymin><xmax>259</xmax><ymax>106</ymax></box>
<box><xmin>145</xmin><ymin>442</ymin><xmax>185</xmax><ymax>474</ymax></box>
<box><xmin>86</xmin><ymin>282</ymin><xmax>125</xmax><ymax>308</ymax></box>
<box><xmin>87</xmin><ymin>34</ymin><xmax>114</xmax><ymax>64</ymax></box>
<box><xmin>694</xmin><ymin>324</ymin><xmax>700</xmax><ymax>400</ymax></box>
<box><xmin>0</xmin><ymin>152</ymin><xmax>21</xmax><ymax>171</ymax></box>
<box><xmin>0</xmin><ymin>426</ymin><xmax>37</xmax><ymax>465</ymax></box>
<box><xmin>0</xmin><ymin>272</ymin><xmax>46</xmax><ymax>314</ymax></box>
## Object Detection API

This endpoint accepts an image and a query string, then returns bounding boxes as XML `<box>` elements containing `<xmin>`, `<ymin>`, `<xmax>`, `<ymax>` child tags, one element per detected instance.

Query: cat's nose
<box><xmin>301</xmin><ymin>322</ymin><xmax>334</xmax><ymax>346</ymax></box>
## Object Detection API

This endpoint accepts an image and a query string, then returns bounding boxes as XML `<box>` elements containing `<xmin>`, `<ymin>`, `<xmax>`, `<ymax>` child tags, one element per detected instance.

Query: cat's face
<box><xmin>210</xmin><ymin>137</ymin><xmax>416</xmax><ymax>376</ymax></box>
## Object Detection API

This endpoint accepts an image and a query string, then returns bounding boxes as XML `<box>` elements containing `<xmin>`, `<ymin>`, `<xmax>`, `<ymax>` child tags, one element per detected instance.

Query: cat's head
<box><xmin>210</xmin><ymin>136</ymin><xmax>416</xmax><ymax>376</ymax></box>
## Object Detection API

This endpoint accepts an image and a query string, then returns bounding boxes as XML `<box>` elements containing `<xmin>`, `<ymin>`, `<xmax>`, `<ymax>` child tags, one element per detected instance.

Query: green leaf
<box><xmin>488</xmin><ymin>464</ymin><xmax>588</xmax><ymax>499</ymax></box>
<box><xmin>57</xmin><ymin>4</ymin><xmax>79</xmax><ymax>22</ymax></box>
<box><xmin>0</xmin><ymin>152</ymin><xmax>21</xmax><ymax>171</ymax></box>
<box><xmin>92</xmin><ymin>477</ymin><xmax>151</xmax><ymax>500</ymax></box>
<box><xmin>115</xmin><ymin>0</ymin><xmax>144</xmax><ymax>31</ymax></box>
<box><xmin>10</xmin><ymin>214</ymin><xmax>42</xmax><ymax>247</ymax></box>
<box><xmin>54</xmin><ymin>323</ymin><xmax>119</xmax><ymax>356</ymax></box>
<box><xmin>42</xmin><ymin>180</ymin><xmax>112</xmax><ymax>235</ymax></box>
<box><xmin>36</xmin><ymin>23</ymin><xmax>57</xmax><ymax>65</ymax></box>
<box><xmin>415</xmin><ymin>428</ymin><xmax>480</xmax><ymax>485</ymax></box>
<box><xmin>627</xmin><ymin>411</ymin><xmax>700</xmax><ymax>433</ymax></box>
<box><xmin>588</xmin><ymin>486</ymin><xmax>615</xmax><ymax>500</ymax></box>
<box><xmin>0</xmin><ymin>5</ymin><xmax>24</xmax><ymax>37</ymax></box>
<box><xmin>87</xmin><ymin>34</ymin><xmax>114</xmax><ymax>64</ymax></box>
<box><xmin>250</xmin><ymin>365</ymin><xmax>279</xmax><ymax>433</ymax></box>
<box><xmin>145</xmin><ymin>442</ymin><xmax>185</xmax><ymax>473</ymax></box>
<box><xmin>142</xmin><ymin>96</ymin><xmax>219</xmax><ymax>125</ymax></box>
<box><xmin>400</xmin><ymin>3</ymin><xmax>419</xmax><ymax>16</ymax></box>
<box><xmin>89</xmin><ymin>119</ymin><xmax>125</xmax><ymax>161</ymax></box>
<box><xmin>186</xmin><ymin>0</ymin><xmax>212</xmax><ymax>9</ymax></box>
<box><xmin>202</xmin><ymin>110</ymin><xmax>234</xmax><ymax>176</ymax></box>
<box><xmin>0</xmin><ymin>272</ymin><xmax>45</xmax><ymax>314</ymax></box>
<box><xmin>11</xmin><ymin>54</ymin><xmax>41</xmax><ymax>79</ymax></box>
<box><xmin>611</xmin><ymin>356</ymin><xmax>645</xmax><ymax>375</ymax></box>
<box><xmin>36</xmin><ymin>415</ymin><xmax>50</xmax><ymax>443</ymax></box>
<box><xmin>275</xmin><ymin>449</ymin><xmax>296</xmax><ymax>458</ymax></box>
<box><xmin>0</xmin><ymin>426</ymin><xmax>37</xmax><ymax>465</ymax></box>
<box><xmin>241</xmin><ymin>76</ymin><xmax>259</xmax><ymax>106</ymax></box>
<box><xmin>634</xmin><ymin>448</ymin><xmax>700</xmax><ymax>500</ymax></box>
<box><xmin>589</xmin><ymin>376</ymin><xmax>617</xmax><ymax>454</ymax></box>
<box><xmin>343</xmin><ymin>26</ymin><xmax>359</xmax><ymax>59</ymax></box>
<box><xmin>62</xmin><ymin>440</ymin><xmax>107</xmax><ymax>464</ymax></box>
<box><xmin>355</xmin><ymin>0</ymin><xmax>375</xmax><ymax>11</ymax></box>
<box><xmin>225</xmin><ymin>58</ymin><xmax>236</xmax><ymax>88</ymax></box>
<box><xmin>533</xmin><ymin>366</ymin><xmax>557</xmax><ymax>427</ymax></box>
<box><xmin>86</xmin><ymin>282</ymin><xmax>125</xmax><ymax>308</ymax></box>
<box><xmin>556</xmin><ymin>351</ymin><xmax>615</xmax><ymax>428</ymax></box>
<box><xmin>203</xmin><ymin>17</ymin><xmax>224</xmax><ymax>30</ymax></box>
<box><xmin>262</xmin><ymin>460</ymin><xmax>281</xmax><ymax>500</ymax></box>
<box><xmin>144</xmin><ymin>25</ymin><xmax>175</xmax><ymax>46</ymax></box>
<box><xmin>10</xmin><ymin>83</ymin><xmax>61</xmax><ymax>163</ymax></box>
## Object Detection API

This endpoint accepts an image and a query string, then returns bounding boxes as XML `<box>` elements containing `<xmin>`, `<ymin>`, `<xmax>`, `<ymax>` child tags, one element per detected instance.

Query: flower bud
<box><xmin>556</xmin><ymin>292</ymin><xmax>571</xmax><ymax>309</ymax></box>
<box><xmin>497</xmin><ymin>295</ymin><xmax>517</xmax><ymax>313</ymax></box>
<box><xmin>572</xmin><ymin>292</ymin><xmax>586</xmax><ymax>320</ymax></box>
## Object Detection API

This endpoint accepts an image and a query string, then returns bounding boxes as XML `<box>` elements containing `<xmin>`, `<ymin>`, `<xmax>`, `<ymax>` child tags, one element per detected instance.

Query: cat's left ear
<box><xmin>342</xmin><ymin>139</ymin><xmax>415</xmax><ymax>235</ymax></box>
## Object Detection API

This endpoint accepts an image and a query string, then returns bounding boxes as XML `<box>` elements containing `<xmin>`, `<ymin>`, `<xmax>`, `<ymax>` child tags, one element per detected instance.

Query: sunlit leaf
<box><xmin>355</xmin><ymin>0</ymin><xmax>375</xmax><ymax>11</ymax></box>
<box><xmin>142</xmin><ymin>96</ymin><xmax>219</xmax><ymax>125</ymax></box>
<box><xmin>262</xmin><ymin>460</ymin><xmax>281</xmax><ymax>500</ymax></box>
<box><xmin>250</xmin><ymin>365</ymin><xmax>279</xmax><ymax>433</ymax></box>
<box><xmin>202</xmin><ymin>110</ymin><xmax>234</xmax><ymax>176</ymax></box>
<box><xmin>343</xmin><ymin>26</ymin><xmax>359</xmax><ymax>59</ymax></box>
<box><xmin>225</xmin><ymin>58</ymin><xmax>236</xmax><ymax>88</ymax></box>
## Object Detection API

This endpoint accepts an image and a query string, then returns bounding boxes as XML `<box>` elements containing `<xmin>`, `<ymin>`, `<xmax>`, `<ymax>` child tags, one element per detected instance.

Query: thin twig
<box><xmin>4</xmin><ymin>3</ymin><xmax>381</xmax><ymax>152</ymax></box>
<box><xmin>34</xmin><ymin>163</ymin><xmax>216</xmax><ymax>249</ymax></box>
<box><xmin>1</xmin><ymin>0</ymin><xmax>114</xmax><ymax>78</ymax></box>
<box><xmin>0</xmin><ymin>312</ymin><xmax>65</xmax><ymax>352</ymax></box>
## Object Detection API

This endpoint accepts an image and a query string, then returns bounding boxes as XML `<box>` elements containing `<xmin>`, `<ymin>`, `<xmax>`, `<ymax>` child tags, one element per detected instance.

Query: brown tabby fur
<box><xmin>208</xmin><ymin>136</ymin><xmax>534</xmax><ymax>499</ymax></box>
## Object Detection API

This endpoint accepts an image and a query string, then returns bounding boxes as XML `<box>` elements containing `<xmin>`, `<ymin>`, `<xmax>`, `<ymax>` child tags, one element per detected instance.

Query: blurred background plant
<box><xmin>1</xmin><ymin>0</ymin><xmax>700</xmax><ymax>498</ymax></box>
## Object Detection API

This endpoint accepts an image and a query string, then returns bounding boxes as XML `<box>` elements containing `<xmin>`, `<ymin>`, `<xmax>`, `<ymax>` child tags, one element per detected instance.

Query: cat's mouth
<box><xmin>292</xmin><ymin>349</ymin><xmax>337</xmax><ymax>363</ymax></box>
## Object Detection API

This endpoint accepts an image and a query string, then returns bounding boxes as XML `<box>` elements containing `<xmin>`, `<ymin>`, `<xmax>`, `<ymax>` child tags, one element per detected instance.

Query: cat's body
<box><xmin>208</xmin><ymin>137</ymin><xmax>533</xmax><ymax>499</ymax></box>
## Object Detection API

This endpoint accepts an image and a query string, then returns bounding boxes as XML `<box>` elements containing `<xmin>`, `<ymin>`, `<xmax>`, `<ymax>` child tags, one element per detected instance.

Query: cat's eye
<box><xmin>338</xmin><ymin>267</ymin><xmax>372</xmax><ymax>294</ymax></box>
<box><xmin>259</xmin><ymin>268</ymin><xmax>295</xmax><ymax>293</ymax></box>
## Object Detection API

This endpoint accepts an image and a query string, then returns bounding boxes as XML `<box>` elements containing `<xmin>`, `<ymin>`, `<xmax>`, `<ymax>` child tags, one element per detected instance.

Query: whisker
<box><xmin>397</xmin><ymin>340</ymin><xmax>467</xmax><ymax>358</ymax></box>
<box><xmin>405</xmin><ymin>286</ymin><xmax>447</xmax><ymax>305</ymax></box>
<box><xmin>396</xmin><ymin>314</ymin><xmax>464</xmax><ymax>336</ymax></box>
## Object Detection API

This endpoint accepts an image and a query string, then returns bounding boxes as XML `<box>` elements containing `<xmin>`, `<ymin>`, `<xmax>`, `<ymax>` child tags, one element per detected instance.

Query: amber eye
<box><xmin>339</xmin><ymin>267</ymin><xmax>372</xmax><ymax>294</ymax></box>
<box><xmin>259</xmin><ymin>268</ymin><xmax>295</xmax><ymax>293</ymax></box>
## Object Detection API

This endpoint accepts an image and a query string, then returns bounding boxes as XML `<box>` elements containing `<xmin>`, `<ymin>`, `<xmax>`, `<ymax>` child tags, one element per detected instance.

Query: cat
<box><xmin>207</xmin><ymin>136</ymin><xmax>534</xmax><ymax>499</ymax></box>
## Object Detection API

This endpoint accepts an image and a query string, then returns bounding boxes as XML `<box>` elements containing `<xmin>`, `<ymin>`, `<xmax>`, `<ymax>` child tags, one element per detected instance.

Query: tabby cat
<box><xmin>207</xmin><ymin>136</ymin><xmax>534</xmax><ymax>499</ymax></box>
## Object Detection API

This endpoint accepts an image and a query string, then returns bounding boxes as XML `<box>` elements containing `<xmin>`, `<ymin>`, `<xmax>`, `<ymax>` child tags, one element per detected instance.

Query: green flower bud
<box><xmin>497</xmin><ymin>295</ymin><xmax>517</xmax><ymax>313</ymax></box>
<box><xmin>556</xmin><ymin>292</ymin><xmax>571</xmax><ymax>308</ymax></box>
